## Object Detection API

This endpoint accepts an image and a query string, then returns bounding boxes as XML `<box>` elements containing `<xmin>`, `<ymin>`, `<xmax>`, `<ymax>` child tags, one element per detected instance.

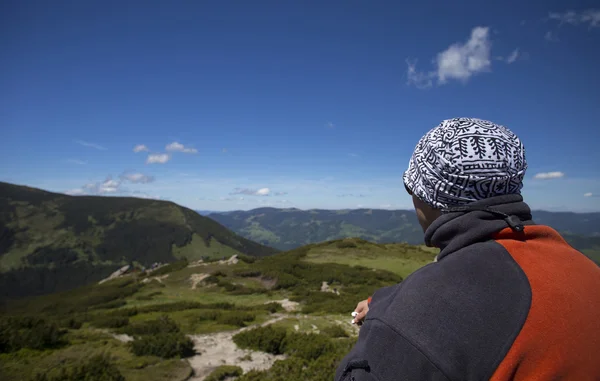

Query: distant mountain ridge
<box><xmin>206</xmin><ymin>207</ymin><xmax>600</xmax><ymax>262</ymax></box>
<box><xmin>0</xmin><ymin>182</ymin><xmax>278</xmax><ymax>299</ymax></box>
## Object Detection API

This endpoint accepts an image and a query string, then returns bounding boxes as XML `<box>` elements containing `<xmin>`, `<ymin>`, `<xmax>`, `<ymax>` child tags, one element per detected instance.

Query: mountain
<box><xmin>207</xmin><ymin>207</ymin><xmax>600</xmax><ymax>263</ymax></box>
<box><xmin>0</xmin><ymin>182</ymin><xmax>278</xmax><ymax>299</ymax></box>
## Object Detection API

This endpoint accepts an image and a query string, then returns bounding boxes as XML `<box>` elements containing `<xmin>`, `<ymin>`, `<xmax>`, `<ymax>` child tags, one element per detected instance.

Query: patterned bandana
<box><xmin>402</xmin><ymin>117</ymin><xmax>527</xmax><ymax>209</ymax></box>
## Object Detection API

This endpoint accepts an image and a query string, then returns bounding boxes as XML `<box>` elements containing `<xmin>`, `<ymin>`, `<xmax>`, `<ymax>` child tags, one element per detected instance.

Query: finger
<box><xmin>356</xmin><ymin>311</ymin><xmax>367</xmax><ymax>321</ymax></box>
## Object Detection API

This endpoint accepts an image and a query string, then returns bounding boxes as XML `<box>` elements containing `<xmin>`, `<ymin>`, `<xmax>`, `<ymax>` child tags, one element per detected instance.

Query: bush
<box><xmin>205</xmin><ymin>365</ymin><xmax>243</xmax><ymax>381</ymax></box>
<box><xmin>237</xmin><ymin>254</ymin><xmax>256</xmax><ymax>264</ymax></box>
<box><xmin>238</xmin><ymin>358</ymin><xmax>308</xmax><ymax>381</ymax></box>
<box><xmin>322</xmin><ymin>325</ymin><xmax>348</xmax><ymax>338</ymax></box>
<box><xmin>217</xmin><ymin>311</ymin><xmax>256</xmax><ymax>327</ymax></box>
<box><xmin>211</xmin><ymin>270</ymin><xmax>227</xmax><ymax>277</ymax></box>
<box><xmin>55</xmin><ymin>317</ymin><xmax>83</xmax><ymax>329</ymax></box>
<box><xmin>92</xmin><ymin>300</ymin><xmax>127</xmax><ymax>310</ymax></box>
<box><xmin>107</xmin><ymin>307</ymin><xmax>138</xmax><ymax>317</ymax></box>
<box><xmin>263</xmin><ymin>302</ymin><xmax>283</xmax><ymax>313</ymax></box>
<box><xmin>120</xmin><ymin>315</ymin><xmax>179</xmax><ymax>336</ymax></box>
<box><xmin>282</xmin><ymin>333</ymin><xmax>333</xmax><ymax>361</ymax></box>
<box><xmin>233</xmin><ymin>325</ymin><xmax>288</xmax><ymax>355</ymax></box>
<box><xmin>0</xmin><ymin>316</ymin><xmax>65</xmax><ymax>353</ymax></box>
<box><xmin>30</xmin><ymin>353</ymin><xmax>125</xmax><ymax>381</ymax></box>
<box><xmin>130</xmin><ymin>332</ymin><xmax>195</xmax><ymax>358</ymax></box>
<box><xmin>233</xmin><ymin>269</ymin><xmax>261</xmax><ymax>277</ymax></box>
<box><xmin>91</xmin><ymin>316</ymin><xmax>129</xmax><ymax>329</ymax></box>
<box><xmin>336</xmin><ymin>240</ymin><xmax>357</xmax><ymax>249</ymax></box>
<box><xmin>150</xmin><ymin>259</ymin><xmax>188</xmax><ymax>276</ymax></box>
<box><xmin>203</xmin><ymin>275</ymin><xmax>220</xmax><ymax>284</ymax></box>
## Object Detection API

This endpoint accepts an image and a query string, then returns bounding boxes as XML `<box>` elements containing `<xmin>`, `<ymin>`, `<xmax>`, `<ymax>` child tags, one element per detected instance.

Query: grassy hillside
<box><xmin>0</xmin><ymin>182</ymin><xmax>278</xmax><ymax>299</ymax></box>
<box><xmin>1</xmin><ymin>238</ymin><xmax>432</xmax><ymax>381</ymax></box>
<box><xmin>207</xmin><ymin>207</ymin><xmax>600</xmax><ymax>260</ymax></box>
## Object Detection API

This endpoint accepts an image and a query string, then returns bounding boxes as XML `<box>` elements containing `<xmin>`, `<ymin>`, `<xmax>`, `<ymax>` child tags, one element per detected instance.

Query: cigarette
<box><xmin>351</xmin><ymin>311</ymin><xmax>358</xmax><ymax>317</ymax></box>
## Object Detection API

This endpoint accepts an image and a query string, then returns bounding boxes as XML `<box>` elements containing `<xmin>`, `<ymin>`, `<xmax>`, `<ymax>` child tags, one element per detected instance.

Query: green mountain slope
<box><xmin>207</xmin><ymin>207</ymin><xmax>600</xmax><ymax>260</ymax></box>
<box><xmin>208</xmin><ymin>207</ymin><xmax>424</xmax><ymax>250</ymax></box>
<box><xmin>0</xmin><ymin>238</ymin><xmax>431</xmax><ymax>381</ymax></box>
<box><xmin>0</xmin><ymin>182</ymin><xmax>278</xmax><ymax>299</ymax></box>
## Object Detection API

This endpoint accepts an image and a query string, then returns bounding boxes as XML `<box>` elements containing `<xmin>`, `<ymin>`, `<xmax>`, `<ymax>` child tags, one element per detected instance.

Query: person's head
<box><xmin>402</xmin><ymin>117</ymin><xmax>527</xmax><ymax>233</ymax></box>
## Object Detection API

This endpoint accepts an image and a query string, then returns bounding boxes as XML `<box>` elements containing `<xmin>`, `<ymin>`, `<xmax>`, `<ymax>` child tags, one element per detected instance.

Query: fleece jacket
<box><xmin>335</xmin><ymin>194</ymin><xmax>600</xmax><ymax>381</ymax></box>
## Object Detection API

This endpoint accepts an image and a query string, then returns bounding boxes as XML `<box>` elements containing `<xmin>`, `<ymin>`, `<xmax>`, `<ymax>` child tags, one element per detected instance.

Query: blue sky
<box><xmin>2</xmin><ymin>0</ymin><xmax>600</xmax><ymax>212</ymax></box>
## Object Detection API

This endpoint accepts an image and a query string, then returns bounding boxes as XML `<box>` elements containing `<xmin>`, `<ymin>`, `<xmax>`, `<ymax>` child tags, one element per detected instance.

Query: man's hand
<box><xmin>353</xmin><ymin>299</ymin><xmax>370</xmax><ymax>325</ymax></box>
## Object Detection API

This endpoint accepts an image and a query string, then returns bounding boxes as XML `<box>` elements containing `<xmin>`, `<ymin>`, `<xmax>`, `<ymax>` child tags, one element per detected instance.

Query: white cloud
<box><xmin>120</xmin><ymin>172</ymin><xmax>155</xmax><ymax>184</ymax></box>
<box><xmin>65</xmin><ymin>172</ymin><xmax>156</xmax><ymax>197</ymax></box>
<box><xmin>133</xmin><ymin>144</ymin><xmax>149</xmax><ymax>153</ymax></box>
<box><xmin>584</xmin><ymin>192</ymin><xmax>593</xmax><ymax>197</ymax></box>
<box><xmin>549</xmin><ymin>9</ymin><xmax>600</xmax><ymax>28</ymax></box>
<box><xmin>67</xmin><ymin>159</ymin><xmax>87</xmax><ymax>165</ymax></box>
<box><xmin>75</xmin><ymin>140</ymin><xmax>106</xmax><ymax>150</ymax></box>
<box><xmin>533</xmin><ymin>171</ymin><xmax>565</xmax><ymax>180</ymax></box>
<box><xmin>146</xmin><ymin>153</ymin><xmax>170</xmax><ymax>164</ymax></box>
<box><xmin>98</xmin><ymin>178</ymin><xmax>120</xmax><ymax>193</ymax></box>
<box><xmin>256</xmin><ymin>188</ymin><xmax>270</xmax><ymax>196</ymax></box>
<box><xmin>65</xmin><ymin>188</ymin><xmax>86</xmax><ymax>196</ymax></box>
<box><xmin>436</xmin><ymin>27</ymin><xmax>492</xmax><ymax>84</ymax></box>
<box><xmin>166</xmin><ymin>142</ymin><xmax>198</xmax><ymax>154</ymax></box>
<box><xmin>506</xmin><ymin>48</ymin><xmax>520</xmax><ymax>64</ymax></box>
<box><xmin>407</xmin><ymin>26</ymin><xmax>492</xmax><ymax>87</ymax></box>
<box><xmin>70</xmin><ymin>177</ymin><xmax>122</xmax><ymax>195</ymax></box>
<box><xmin>544</xmin><ymin>31</ymin><xmax>559</xmax><ymax>42</ymax></box>
<box><xmin>230</xmin><ymin>187</ymin><xmax>271</xmax><ymax>196</ymax></box>
<box><xmin>406</xmin><ymin>59</ymin><xmax>433</xmax><ymax>89</ymax></box>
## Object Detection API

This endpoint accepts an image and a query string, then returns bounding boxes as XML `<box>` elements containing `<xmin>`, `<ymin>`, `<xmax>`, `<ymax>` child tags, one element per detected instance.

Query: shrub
<box><xmin>55</xmin><ymin>317</ymin><xmax>83</xmax><ymax>330</ymax></box>
<box><xmin>30</xmin><ymin>353</ymin><xmax>125</xmax><ymax>381</ymax></box>
<box><xmin>237</xmin><ymin>254</ymin><xmax>256</xmax><ymax>264</ymax></box>
<box><xmin>322</xmin><ymin>325</ymin><xmax>348</xmax><ymax>338</ymax></box>
<box><xmin>91</xmin><ymin>316</ymin><xmax>129</xmax><ymax>329</ymax></box>
<box><xmin>263</xmin><ymin>302</ymin><xmax>283</xmax><ymax>313</ymax></box>
<box><xmin>120</xmin><ymin>315</ymin><xmax>179</xmax><ymax>336</ymax></box>
<box><xmin>188</xmin><ymin>310</ymin><xmax>221</xmax><ymax>323</ymax></box>
<box><xmin>237</xmin><ymin>358</ymin><xmax>308</xmax><ymax>381</ymax></box>
<box><xmin>217</xmin><ymin>311</ymin><xmax>255</xmax><ymax>327</ymax></box>
<box><xmin>0</xmin><ymin>316</ymin><xmax>65</xmax><ymax>353</ymax></box>
<box><xmin>211</xmin><ymin>270</ymin><xmax>227</xmax><ymax>277</ymax></box>
<box><xmin>205</xmin><ymin>365</ymin><xmax>243</xmax><ymax>381</ymax></box>
<box><xmin>150</xmin><ymin>259</ymin><xmax>188</xmax><ymax>276</ymax></box>
<box><xmin>130</xmin><ymin>332</ymin><xmax>195</xmax><ymax>358</ymax></box>
<box><xmin>282</xmin><ymin>333</ymin><xmax>333</xmax><ymax>360</ymax></box>
<box><xmin>336</xmin><ymin>240</ymin><xmax>357</xmax><ymax>249</ymax></box>
<box><xmin>107</xmin><ymin>307</ymin><xmax>138</xmax><ymax>317</ymax></box>
<box><xmin>233</xmin><ymin>325</ymin><xmax>288</xmax><ymax>355</ymax></box>
<box><xmin>203</xmin><ymin>275</ymin><xmax>220</xmax><ymax>284</ymax></box>
<box><xmin>233</xmin><ymin>269</ymin><xmax>261</xmax><ymax>277</ymax></box>
<box><xmin>92</xmin><ymin>300</ymin><xmax>127</xmax><ymax>310</ymax></box>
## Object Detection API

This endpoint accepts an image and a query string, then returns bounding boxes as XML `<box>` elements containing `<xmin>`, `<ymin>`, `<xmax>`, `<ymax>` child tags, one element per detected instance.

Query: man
<box><xmin>335</xmin><ymin>118</ymin><xmax>600</xmax><ymax>381</ymax></box>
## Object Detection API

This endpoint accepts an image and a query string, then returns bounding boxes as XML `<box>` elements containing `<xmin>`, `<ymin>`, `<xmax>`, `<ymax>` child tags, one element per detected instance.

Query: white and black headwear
<box><xmin>403</xmin><ymin>117</ymin><xmax>527</xmax><ymax>209</ymax></box>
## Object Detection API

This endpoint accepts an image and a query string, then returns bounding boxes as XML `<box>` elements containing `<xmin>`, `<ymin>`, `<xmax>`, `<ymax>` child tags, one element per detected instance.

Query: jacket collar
<box><xmin>424</xmin><ymin>194</ymin><xmax>534</xmax><ymax>261</ymax></box>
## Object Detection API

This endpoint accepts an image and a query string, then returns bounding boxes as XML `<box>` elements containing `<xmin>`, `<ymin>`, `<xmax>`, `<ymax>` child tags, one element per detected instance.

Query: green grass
<box><xmin>0</xmin><ymin>328</ymin><xmax>193</xmax><ymax>381</ymax></box>
<box><xmin>303</xmin><ymin>240</ymin><xmax>438</xmax><ymax>279</ymax></box>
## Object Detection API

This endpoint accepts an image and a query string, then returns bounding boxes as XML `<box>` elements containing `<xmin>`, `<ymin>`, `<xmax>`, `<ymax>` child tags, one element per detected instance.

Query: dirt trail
<box><xmin>186</xmin><ymin>315</ymin><xmax>288</xmax><ymax>380</ymax></box>
<box><xmin>189</xmin><ymin>273</ymin><xmax>210</xmax><ymax>289</ymax></box>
